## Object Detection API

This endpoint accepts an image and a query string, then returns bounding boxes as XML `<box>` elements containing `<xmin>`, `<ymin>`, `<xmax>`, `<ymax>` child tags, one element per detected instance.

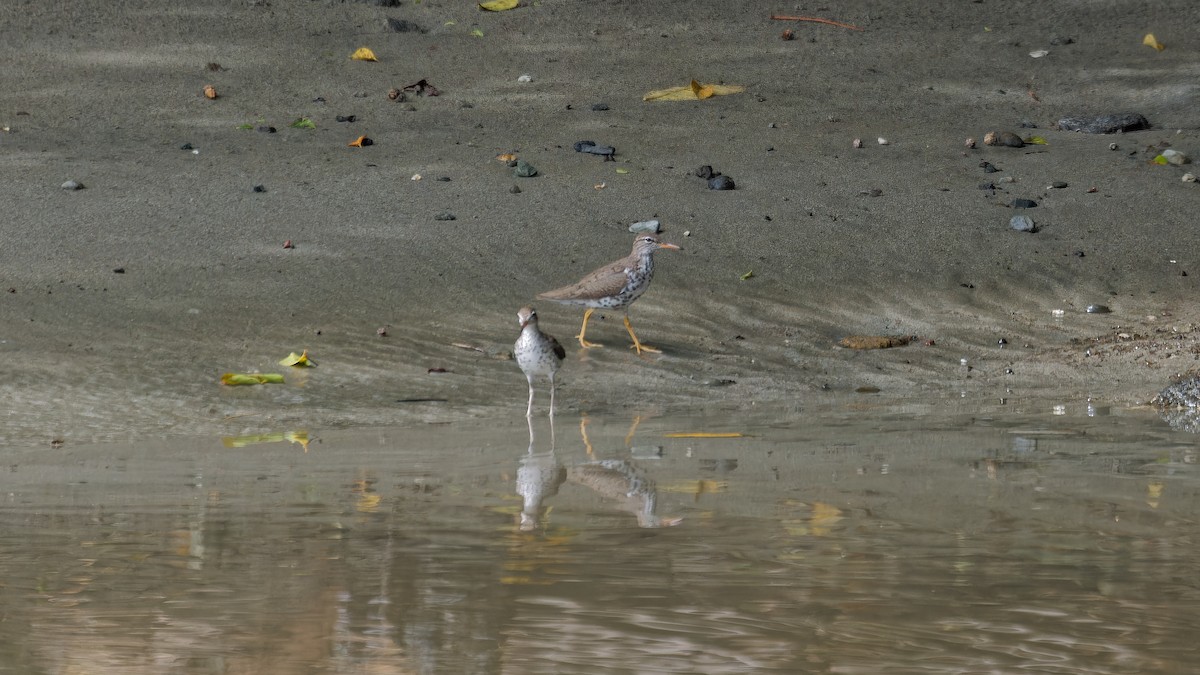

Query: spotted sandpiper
<box><xmin>537</xmin><ymin>234</ymin><xmax>681</xmax><ymax>354</ymax></box>
<box><xmin>514</xmin><ymin>306</ymin><xmax>566</xmax><ymax>417</ymax></box>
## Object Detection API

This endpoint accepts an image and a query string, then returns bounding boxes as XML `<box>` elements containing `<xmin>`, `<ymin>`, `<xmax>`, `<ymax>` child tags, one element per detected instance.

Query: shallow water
<box><xmin>2</xmin><ymin>404</ymin><xmax>1197</xmax><ymax>674</ymax></box>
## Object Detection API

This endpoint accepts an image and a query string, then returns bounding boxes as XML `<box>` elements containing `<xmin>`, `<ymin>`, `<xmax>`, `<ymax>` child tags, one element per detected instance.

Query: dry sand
<box><xmin>2</xmin><ymin>0</ymin><xmax>1199</xmax><ymax>445</ymax></box>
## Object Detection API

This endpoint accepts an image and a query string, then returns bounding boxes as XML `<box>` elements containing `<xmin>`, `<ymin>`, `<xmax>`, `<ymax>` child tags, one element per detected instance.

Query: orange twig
<box><xmin>770</xmin><ymin>15</ymin><xmax>864</xmax><ymax>31</ymax></box>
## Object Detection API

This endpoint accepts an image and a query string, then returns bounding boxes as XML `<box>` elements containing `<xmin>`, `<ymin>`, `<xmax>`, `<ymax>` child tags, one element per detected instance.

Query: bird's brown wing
<box><xmin>537</xmin><ymin>260</ymin><xmax>630</xmax><ymax>302</ymax></box>
<box><xmin>548</xmin><ymin>334</ymin><xmax>566</xmax><ymax>360</ymax></box>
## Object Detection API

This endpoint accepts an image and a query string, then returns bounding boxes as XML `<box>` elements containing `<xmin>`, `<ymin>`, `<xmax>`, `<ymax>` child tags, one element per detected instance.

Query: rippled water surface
<box><xmin>2</xmin><ymin>405</ymin><xmax>1198</xmax><ymax>674</ymax></box>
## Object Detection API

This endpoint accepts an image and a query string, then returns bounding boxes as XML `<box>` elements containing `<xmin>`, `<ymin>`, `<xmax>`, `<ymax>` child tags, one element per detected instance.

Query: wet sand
<box><xmin>2</xmin><ymin>0</ymin><xmax>1200</xmax><ymax>445</ymax></box>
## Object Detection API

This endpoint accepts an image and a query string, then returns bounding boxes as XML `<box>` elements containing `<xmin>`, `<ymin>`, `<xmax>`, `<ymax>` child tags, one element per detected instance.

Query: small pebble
<box><xmin>877</xmin><ymin>137</ymin><xmax>889</xmax><ymax>145</ymax></box>
<box><xmin>695</xmin><ymin>165</ymin><xmax>720</xmax><ymax>180</ymax></box>
<box><xmin>509</xmin><ymin>185</ymin><xmax>521</xmax><ymax>194</ymax></box>
<box><xmin>1050</xmin><ymin>181</ymin><xmax>1068</xmax><ymax>189</ymax></box>
<box><xmin>708</xmin><ymin>175</ymin><xmax>736</xmax><ymax>190</ymax></box>
<box><xmin>61</xmin><ymin>180</ymin><xmax>84</xmax><ymax>190</ymax></box>
<box><xmin>1011</xmin><ymin>198</ymin><xmax>1038</xmax><ymax>208</ymax></box>
<box><xmin>980</xmin><ymin>161</ymin><xmax>999</xmax><ymax>173</ymax></box>
<box><xmin>574</xmin><ymin>140</ymin><xmax>615</xmax><ymax>157</ymax></box>
<box><xmin>591</xmin><ymin>103</ymin><xmax>610</xmax><ymax>111</ymax></box>
<box><xmin>1086</xmin><ymin>304</ymin><xmax>1112</xmax><ymax>314</ymax></box>
<box><xmin>997</xmin><ymin>175</ymin><xmax>1015</xmax><ymax>184</ymax></box>
<box><xmin>1161</xmin><ymin>148</ymin><xmax>1190</xmax><ymax>165</ymax></box>
<box><xmin>180</xmin><ymin>142</ymin><xmax>194</xmax><ymax>150</ymax></box>
<box><xmin>1109</xmin><ymin>142</ymin><xmax>1119</xmax><ymax>151</ymax></box>
<box><xmin>984</xmin><ymin>131</ymin><xmax>1024</xmax><ymax>148</ymax></box>
<box><xmin>629</xmin><ymin>219</ymin><xmax>661</xmax><ymax>234</ymax></box>
<box><xmin>256</xmin><ymin>125</ymin><xmax>276</xmax><ymax>133</ymax></box>
<box><xmin>964</xmin><ymin>137</ymin><xmax>976</xmax><ymax>149</ymax></box>
<box><xmin>852</xmin><ymin>138</ymin><xmax>863</xmax><ymax>148</ymax></box>
<box><xmin>978</xmin><ymin>182</ymin><xmax>996</xmax><ymax>190</ymax></box>
<box><xmin>435</xmin><ymin>176</ymin><xmax>451</xmax><ymax>182</ymax></box>
<box><xmin>113</xmin><ymin>267</ymin><xmax>125</xmax><ymax>274</ymax></box>
<box><xmin>517</xmin><ymin>74</ymin><xmax>533</xmax><ymax>83</ymax></box>
<box><xmin>1009</xmin><ymin>214</ymin><xmax>1036</xmax><ymax>232</ymax></box>
<box><xmin>434</xmin><ymin>212</ymin><xmax>457</xmax><ymax>221</ymax></box>
<box><xmin>335</xmin><ymin>115</ymin><xmax>356</xmax><ymax>123</ymax></box>
<box><xmin>1183</xmin><ymin>173</ymin><xmax>1197</xmax><ymax>183</ymax></box>
<box><xmin>252</xmin><ymin>184</ymin><xmax>266</xmax><ymax>193</ymax></box>
<box><xmin>514</xmin><ymin>160</ymin><xmax>538</xmax><ymax>177</ymax></box>
<box><xmin>1057</xmin><ymin>113</ymin><xmax>1149</xmax><ymax>134</ymax></box>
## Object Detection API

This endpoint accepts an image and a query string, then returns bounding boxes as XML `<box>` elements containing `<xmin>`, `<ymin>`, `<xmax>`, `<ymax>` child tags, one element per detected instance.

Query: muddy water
<box><xmin>1</xmin><ymin>404</ymin><xmax>1197</xmax><ymax>674</ymax></box>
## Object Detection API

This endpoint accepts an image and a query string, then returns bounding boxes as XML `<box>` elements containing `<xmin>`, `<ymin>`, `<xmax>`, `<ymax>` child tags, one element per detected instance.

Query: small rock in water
<box><xmin>708</xmin><ymin>175</ymin><xmax>735</xmax><ymax>190</ymax></box>
<box><xmin>61</xmin><ymin>180</ymin><xmax>84</xmax><ymax>190</ymax></box>
<box><xmin>1009</xmin><ymin>214</ymin><xmax>1036</xmax><ymax>232</ymax></box>
<box><xmin>1010</xmin><ymin>198</ymin><xmax>1038</xmax><ymax>209</ymax></box>
<box><xmin>628</xmin><ymin>219</ymin><xmax>661</xmax><ymax>234</ymax></box>
<box><xmin>1056</xmin><ymin>113</ymin><xmax>1150</xmax><ymax>134</ymax></box>
<box><xmin>1085</xmin><ymin>304</ymin><xmax>1112</xmax><ymax>314</ymax></box>
<box><xmin>514</xmin><ymin>160</ymin><xmax>538</xmax><ymax>177</ymax></box>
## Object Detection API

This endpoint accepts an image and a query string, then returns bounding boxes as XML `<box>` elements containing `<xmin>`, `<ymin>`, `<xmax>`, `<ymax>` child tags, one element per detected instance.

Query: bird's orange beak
<box><xmin>659</xmin><ymin>242</ymin><xmax>682</xmax><ymax>251</ymax></box>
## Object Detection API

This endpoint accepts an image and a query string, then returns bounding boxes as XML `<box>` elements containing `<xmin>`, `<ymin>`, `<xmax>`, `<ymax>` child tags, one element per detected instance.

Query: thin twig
<box><xmin>770</xmin><ymin>15</ymin><xmax>864</xmax><ymax>31</ymax></box>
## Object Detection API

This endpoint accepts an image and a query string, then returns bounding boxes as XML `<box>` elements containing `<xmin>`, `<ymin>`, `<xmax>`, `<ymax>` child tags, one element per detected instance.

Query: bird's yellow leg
<box><xmin>576</xmin><ymin>308</ymin><xmax>604</xmax><ymax>349</ymax></box>
<box><xmin>624</xmin><ymin>315</ymin><xmax>660</xmax><ymax>354</ymax></box>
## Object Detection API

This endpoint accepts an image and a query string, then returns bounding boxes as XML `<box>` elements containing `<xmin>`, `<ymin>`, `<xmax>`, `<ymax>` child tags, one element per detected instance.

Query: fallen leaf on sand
<box><xmin>1024</xmin><ymin>135</ymin><xmax>1048</xmax><ymax>145</ymax></box>
<box><xmin>351</xmin><ymin>47</ymin><xmax>378</xmax><ymax>61</ymax></box>
<box><xmin>740</xmin><ymin>270</ymin><xmax>754</xmax><ymax>280</ymax></box>
<box><xmin>348</xmin><ymin>135</ymin><xmax>372</xmax><ymax>147</ymax></box>
<box><xmin>496</xmin><ymin>153</ymin><xmax>517</xmax><ymax>162</ymax></box>
<box><xmin>203</xmin><ymin>84</ymin><xmax>218</xmax><ymax>99</ymax></box>
<box><xmin>220</xmin><ymin>372</ymin><xmax>285</xmax><ymax>386</ymax></box>
<box><xmin>479</xmin><ymin>0</ymin><xmax>518</xmax><ymax>10</ymax></box>
<box><xmin>279</xmin><ymin>350</ymin><xmax>317</xmax><ymax>367</ymax></box>
<box><xmin>222</xmin><ymin>431</ymin><xmax>311</xmax><ymax>451</ymax></box>
<box><xmin>839</xmin><ymin>335</ymin><xmax>911</xmax><ymax>350</ymax></box>
<box><xmin>643</xmin><ymin>79</ymin><xmax>745</xmax><ymax>102</ymax></box>
<box><xmin>290</xmin><ymin>117</ymin><xmax>316</xmax><ymax>129</ymax></box>
<box><xmin>1143</xmin><ymin>33</ymin><xmax>1165</xmax><ymax>51</ymax></box>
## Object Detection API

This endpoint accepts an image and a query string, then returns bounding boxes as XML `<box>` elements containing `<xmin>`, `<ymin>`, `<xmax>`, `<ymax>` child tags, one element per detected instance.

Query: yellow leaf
<box><xmin>644</xmin><ymin>80</ymin><xmax>745</xmax><ymax>101</ymax></box>
<box><xmin>479</xmin><ymin>0</ymin><xmax>518</xmax><ymax>10</ymax></box>
<box><xmin>279</xmin><ymin>350</ymin><xmax>317</xmax><ymax>367</ymax></box>
<box><xmin>740</xmin><ymin>270</ymin><xmax>754</xmax><ymax>280</ymax></box>
<box><xmin>1143</xmin><ymin>33</ymin><xmax>1165</xmax><ymax>51</ymax></box>
<box><xmin>1152</xmin><ymin>154</ymin><xmax>1169</xmax><ymax>165</ymax></box>
<box><xmin>351</xmin><ymin>47</ymin><xmax>378</xmax><ymax>62</ymax></box>
<box><xmin>615</xmin><ymin>168</ymin><xmax>629</xmax><ymax>174</ymax></box>
<box><xmin>471</xmin><ymin>28</ymin><xmax>485</xmax><ymax>37</ymax></box>
<box><xmin>664</xmin><ymin>432</ymin><xmax>748</xmax><ymax>438</ymax></box>
<box><xmin>1024</xmin><ymin>135</ymin><xmax>1048</xmax><ymax>145</ymax></box>
<box><xmin>220</xmin><ymin>372</ymin><xmax>285</xmax><ymax>386</ymax></box>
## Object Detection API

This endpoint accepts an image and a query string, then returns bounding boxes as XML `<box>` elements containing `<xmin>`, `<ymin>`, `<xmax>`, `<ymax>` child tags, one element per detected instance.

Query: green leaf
<box><xmin>290</xmin><ymin>117</ymin><xmax>316</xmax><ymax>130</ymax></box>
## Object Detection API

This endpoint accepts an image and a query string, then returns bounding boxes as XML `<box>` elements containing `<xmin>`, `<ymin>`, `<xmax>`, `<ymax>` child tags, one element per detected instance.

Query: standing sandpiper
<box><xmin>514</xmin><ymin>306</ymin><xmax>566</xmax><ymax>417</ymax></box>
<box><xmin>537</xmin><ymin>234</ymin><xmax>681</xmax><ymax>354</ymax></box>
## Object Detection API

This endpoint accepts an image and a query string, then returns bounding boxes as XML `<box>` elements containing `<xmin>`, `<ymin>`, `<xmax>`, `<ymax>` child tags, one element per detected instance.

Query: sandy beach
<box><xmin>2</xmin><ymin>0</ymin><xmax>1199</xmax><ymax>445</ymax></box>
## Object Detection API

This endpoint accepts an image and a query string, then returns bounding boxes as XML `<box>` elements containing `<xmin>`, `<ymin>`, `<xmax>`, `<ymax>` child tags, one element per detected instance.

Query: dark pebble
<box><xmin>1049</xmin><ymin>36</ymin><xmax>1075</xmax><ymax>45</ymax></box>
<box><xmin>695</xmin><ymin>165</ymin><xmax>720</xmax><ymax>180</ymax></box>
<box><xmin>1073</xmin><ymin>250</ymin><xmax>1085</xmax><ymax>257</ymax></box>
<box><xmin>574</xmin><ymin>140</ymin><xmax>615</xmax><ymax>157</ymax></box>
<box><xmin>113</xmin><ymin>267</ymin><xmax>125</xmax><ymax>274</ymax></box>
<box><xmin>509</xmin><ymin>185</ymin><xmax>521</xmax><ymax>194</ymax></box>
<box><xmin>252</xmin><ymin>185</ymin><xmax>266</xmax><ymax>192</ymax></box>
<box><xmin>180</xmin><ymin>142</ymin><xmax>194</xmax><ymax>150</ymax></box>
<box><xmin>514</xmin><ymin>159</ymin><xmax>538</xmax><ymax>177</ymax></box>
<box><xmin>591</xmin><ymin>103</ymin><xmax>610</xmax><ymax>111</ymax></box>
<box><xmin>996</xmin><ymin>131</ymin><xmax>1024</xmax><ymax>148</ymax></box>
<box><xmin>335</xmin><ymin>115</ymin><xmax>356</xmax><ymax>123</ymax></box>
<box><xmin>1018</xmin><ymin>120</ymin><xmax>1037</xmax><ymax>129</ymax></box>
<box><xmin>978</xmin><ymin>182</ymin><xmax>996</xmax><ymax>190</ymax></box>
<box><xmin>1011</xmin><ymin>198</ymin><xmax>1038</xmax><ymax>208</ymax></box>
<box><xmin>1086</xmin><ymin>304</ymin><xmax>1112</xmax><ymax>314</ymax></box>
<box><xmin>256</xmin><ymin>125</ymin><xmax>276</xmax><ymax>133</ymax></box>
<box><xmin>434</xmin><ymin>212</ymin><xmax>456</xmax><ymax>221</ymax></box>
<box><xmin>435</xmin><ymin>176</ymin><xmax>451</xmax><ymax>182</ymax></box>
<box><xmin>708</xmin><ymin>175</ymin><xmax>736</xmax><ymax>190</ymax></box>
<box><xmin>1056</xmin><ymin>113</ymin><xmax>1149</xmax><ymax>134</ymax></box>
<box><xmin>384</xmin><ymin>17</ymin><xmax>428</xmax><ymax>33</ymax></box>
<box><xmin>1051</xmin><ymin>181</ymin><xmax>1068</xmax><ymax>189</ymax></box>
<box><xmin>980</xmin><ymin>161</ymin><xmax>999</xmax><ymax>173</ymax></box>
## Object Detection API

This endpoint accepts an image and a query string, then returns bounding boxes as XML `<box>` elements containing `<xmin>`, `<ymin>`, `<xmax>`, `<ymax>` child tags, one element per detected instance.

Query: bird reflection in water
<box><xmin>515</xmin><ymin>415</ymin><xmax>681</xmax><ymax>531</ymax></box>
<box><xmin>516</xmin><ymin>415</ymin><xmax>566</xmax><ymax>532</ymax></box>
